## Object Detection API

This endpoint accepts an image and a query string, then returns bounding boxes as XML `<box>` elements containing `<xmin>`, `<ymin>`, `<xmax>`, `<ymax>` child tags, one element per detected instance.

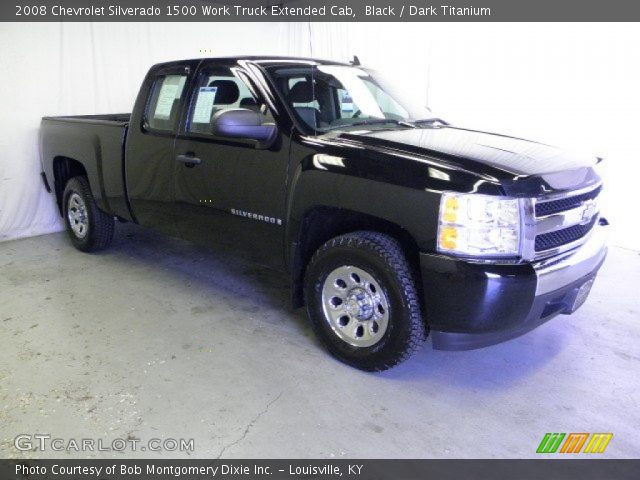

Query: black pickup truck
<box><xmin>40</xmin><ymin>56</ymin><xmax>607</xmax><ymax>371</ymax></box>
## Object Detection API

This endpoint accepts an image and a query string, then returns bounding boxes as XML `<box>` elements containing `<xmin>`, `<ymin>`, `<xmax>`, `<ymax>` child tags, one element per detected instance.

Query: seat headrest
<box><xmin>288</xmin><ymin>81</ymin><xmax>315</xmax><ymax>103</ymax></box>
<box><xmin>208</xmin><ymin>79</ymin><xmax>240</xmax><ymax>105</ymax></box>
<box><xmin>239</xmin><ymin>97</ymin><xmax>259</xmax><ymax>108</ymax></box>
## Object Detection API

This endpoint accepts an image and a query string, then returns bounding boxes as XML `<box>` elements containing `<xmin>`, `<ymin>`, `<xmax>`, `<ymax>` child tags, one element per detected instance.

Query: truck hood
<box><xmin>338</xmin><ymin>126</ymin><xmax>598</xmax><ymax>178</ymax></box>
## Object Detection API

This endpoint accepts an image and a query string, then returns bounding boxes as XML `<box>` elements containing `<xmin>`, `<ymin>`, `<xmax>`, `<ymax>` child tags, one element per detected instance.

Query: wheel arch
<box><xmin>53</xmin><ymin>156</ymin><xmax>88</xmax><ymax>216</ymax></box>
<box><xmin>290</xmin><ymin>205</ymin><xmax>422</xmax><ymax>309</ymax></box>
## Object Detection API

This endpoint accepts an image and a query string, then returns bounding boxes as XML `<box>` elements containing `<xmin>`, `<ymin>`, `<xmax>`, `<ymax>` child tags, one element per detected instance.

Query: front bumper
<box><xmin>420</xmin><ymin>226</ymin><xmax>607</xmax><ymax>350</ymax></box>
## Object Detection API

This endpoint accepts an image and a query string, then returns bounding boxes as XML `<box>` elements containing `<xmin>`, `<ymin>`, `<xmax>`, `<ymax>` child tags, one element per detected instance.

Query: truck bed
<box><xmin>40</xmin><ymin>114</ymin><xmax>132</xmax><ymax>221</ymax></box>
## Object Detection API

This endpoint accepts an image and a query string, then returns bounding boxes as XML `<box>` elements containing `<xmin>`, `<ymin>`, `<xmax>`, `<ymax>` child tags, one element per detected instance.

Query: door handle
<box><xmin>176</xmin><ymin>153</ymin><xmax>202</xmax><ymax>166</ymax></box>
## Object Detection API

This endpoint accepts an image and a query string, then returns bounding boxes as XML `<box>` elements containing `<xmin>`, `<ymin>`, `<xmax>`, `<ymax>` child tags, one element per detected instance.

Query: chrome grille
<box><xmin>535</xmin><ymin>185</ymin><xmax>602</xmax><ymax>217</ymax></box>
<box><xmin>527</xmin><ymin>184</ymin><xmax>602</xmax><ymax>260</ymax></box>
<box><xmin>534</xmin><ymin>217</ymin><xmax>598</xmax><ymax>252</ymax></box>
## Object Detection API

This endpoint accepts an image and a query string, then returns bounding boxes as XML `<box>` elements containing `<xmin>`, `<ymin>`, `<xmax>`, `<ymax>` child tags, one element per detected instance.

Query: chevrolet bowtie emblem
<box><xmin>580</xmin><ymin>200</ymin><xmax>598</xmax><ymax>225</ymax></box>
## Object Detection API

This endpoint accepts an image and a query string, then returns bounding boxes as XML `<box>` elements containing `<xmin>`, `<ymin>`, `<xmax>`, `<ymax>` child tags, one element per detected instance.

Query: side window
<box><xmin>145</xmin><ymin>74</ymin><xmax>187</xmax><ymax>131</ymax></box>
<box><xmin>187</xmin><ymin>67</ymin><xmax>264</xmax><ymax>136</ymax></box>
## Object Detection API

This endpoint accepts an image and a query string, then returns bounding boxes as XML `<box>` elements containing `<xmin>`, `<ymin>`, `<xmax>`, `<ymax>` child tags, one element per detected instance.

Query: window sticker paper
<box><xmin>154</xmin><ymin>84</ymin><xmax>179</xmax><ymax>119</ymax></box>
<box><xmin>192</xmin><ymin>86</ymin><xmax>218</xmax><ymax>123</ymax></box>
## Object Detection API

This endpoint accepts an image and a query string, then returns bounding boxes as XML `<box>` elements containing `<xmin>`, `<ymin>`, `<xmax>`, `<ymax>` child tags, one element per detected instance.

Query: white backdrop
<box><xmin>1</xmin><ymin>22</ymin><xmax>639</xmax><ymax>249</ymax></box>
<box><xmin>0</xmin><ymin>22</ymin><xmax>281</xmax><ymax>242</ymax></box>
<box><xmin>280</xmin><ymin>23</ymin><xmax>640</xmax><ymax>250</ymax></box>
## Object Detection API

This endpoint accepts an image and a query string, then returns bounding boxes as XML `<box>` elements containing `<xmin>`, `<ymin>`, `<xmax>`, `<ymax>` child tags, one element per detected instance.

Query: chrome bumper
<box><xmin>534</xmin><ymin>225</ymin><xmax>608</xmax><ymax>296</ymax></box>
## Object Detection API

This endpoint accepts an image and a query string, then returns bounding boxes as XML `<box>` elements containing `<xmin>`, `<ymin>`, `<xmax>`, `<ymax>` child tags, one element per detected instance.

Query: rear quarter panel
<box><xmin>41</xmin><ymin>118</ymin><xmax>129</xmax><ymax>219</ymax></box>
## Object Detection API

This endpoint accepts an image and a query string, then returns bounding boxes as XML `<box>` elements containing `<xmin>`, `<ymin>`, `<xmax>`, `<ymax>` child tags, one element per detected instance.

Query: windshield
<box><xmin>264</xmin><ymin>64</ymin><xmax>439</xmax><ymax>133</ymax></box>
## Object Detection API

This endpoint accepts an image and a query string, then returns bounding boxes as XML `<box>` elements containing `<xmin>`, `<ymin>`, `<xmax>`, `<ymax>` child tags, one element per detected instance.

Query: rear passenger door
<box><xmin>125</xmin><ymin>61</ymin><xmax>199</xmax><ymax>236</ymax></box>
<box><xmin>171</xmin><ymin>61</ymin><xmax>289</xmax><ymax>269</ymax></box>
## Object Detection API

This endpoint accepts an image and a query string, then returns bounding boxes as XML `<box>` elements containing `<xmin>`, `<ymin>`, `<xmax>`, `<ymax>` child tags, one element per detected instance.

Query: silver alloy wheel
<box><xmin>67</xmin><ymin>193</ymin><xmax>88</xmax><ymax>239</ymax></box>
<box><xmin>321</xmin><ymin>265</ymin><xmax>390</xmax><ymax>347</ymax></box>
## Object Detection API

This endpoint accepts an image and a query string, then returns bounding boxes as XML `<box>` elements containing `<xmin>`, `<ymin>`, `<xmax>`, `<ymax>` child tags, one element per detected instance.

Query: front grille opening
<box><xmin>535</xmin><ymin>217</ymin><xmax>598</xmax><ymax>252</ymax></box>
<box><xmin>535</xmin><ymin>186</ymin><xmax>602</xmax><ymax>217</ymax></box>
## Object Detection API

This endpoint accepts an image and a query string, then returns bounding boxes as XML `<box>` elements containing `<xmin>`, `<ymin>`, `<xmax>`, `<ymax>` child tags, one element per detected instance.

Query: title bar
<box><xmin>5</xmin><ymin>0</ymin><xmax>640</xmax><ymax>22</ymax></box>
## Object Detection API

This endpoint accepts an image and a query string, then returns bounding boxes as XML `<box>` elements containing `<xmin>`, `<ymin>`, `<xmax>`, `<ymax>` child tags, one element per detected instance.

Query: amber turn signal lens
<box><xmin>439</xmin><ymin>226</ymin><xmax>458</xmax><ymax>250</ymax></box>
<box><xmin>442</xmin><ymin>196</ymin><xmax>459</xmax><ymax>223</ymax></box>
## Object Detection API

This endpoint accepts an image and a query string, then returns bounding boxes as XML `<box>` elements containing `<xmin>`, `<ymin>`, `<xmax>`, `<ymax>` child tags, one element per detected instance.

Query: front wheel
<box><xmin>304</xmin><ymin>231</ymin><xmax>427</xmax><ymax>371</ymax></box>
<box><xmin>62</xmin><ymin>176</ymin><xmax>114</xmax><ymax>252</ymax></box>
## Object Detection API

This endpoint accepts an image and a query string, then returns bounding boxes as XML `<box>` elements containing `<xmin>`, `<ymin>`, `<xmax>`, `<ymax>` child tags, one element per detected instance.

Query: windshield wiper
<box><xmin>412</xmin><ymin>118</ymin><xmax>449</xmax><ymax>126</ymax></box>
<box><xmin>325</xmin><ymin>119</ymin><xmax>416</xmax><ymax>132</ymax></box>
<box><xmin>352</xmin><ymin>119</ymin><xmax>416</xmax><ymax>128</ymax></box>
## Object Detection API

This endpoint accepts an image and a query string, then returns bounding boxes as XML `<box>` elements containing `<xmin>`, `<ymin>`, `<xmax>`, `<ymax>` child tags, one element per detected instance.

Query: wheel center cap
<box><xmin>345</xmin><ymin>288</ymin><xmax>374</xmax><ymax>321</ymax></box>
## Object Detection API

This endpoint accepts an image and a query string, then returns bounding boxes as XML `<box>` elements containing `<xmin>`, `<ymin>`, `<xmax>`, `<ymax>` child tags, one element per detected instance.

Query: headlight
<box><xmin>437</xmin><ymin>192</ymin><xmax>522</xmax><ymax>257</ymax></box>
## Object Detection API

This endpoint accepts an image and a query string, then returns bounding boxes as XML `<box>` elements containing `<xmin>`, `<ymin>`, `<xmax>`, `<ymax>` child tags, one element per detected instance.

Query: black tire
<box><xmin>62</xmin><ymin>176</ymin><xmax>114</xmax><ymax>252</ymax></box>
<box><xmin>304</xmin><ymin>231</ymin><xmax>427</xmax><ymax>371</ymax></box>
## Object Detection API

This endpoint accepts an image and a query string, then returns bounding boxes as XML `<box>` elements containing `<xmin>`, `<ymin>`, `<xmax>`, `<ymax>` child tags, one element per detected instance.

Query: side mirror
<box><xmin>211</xmin><ymin>108</ymin><xmax>277</xmax><ymax>148</ymax></box>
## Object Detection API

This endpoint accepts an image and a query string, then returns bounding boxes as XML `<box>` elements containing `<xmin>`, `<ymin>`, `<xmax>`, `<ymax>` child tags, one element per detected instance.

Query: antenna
<box><xmin>350</xmin><ymin>55</ymin><xmax>361</xmax><ymax>66</ymax></box>
<box><xmin>425</xmin><ymin>62</ymin><xmax>431</xmax><ymax>110</ymax></box>
<box><xmin>307</xmin><ymin>21</ymin><xmax>317</xmax><ymax>133</ymax></box>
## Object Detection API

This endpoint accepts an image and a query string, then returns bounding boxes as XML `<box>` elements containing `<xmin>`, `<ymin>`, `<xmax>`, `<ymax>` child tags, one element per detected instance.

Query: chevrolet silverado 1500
<box><xmin>40</xmin><ymin>56</ymin><xmax>607</xmax><ymax>371</ymax></box>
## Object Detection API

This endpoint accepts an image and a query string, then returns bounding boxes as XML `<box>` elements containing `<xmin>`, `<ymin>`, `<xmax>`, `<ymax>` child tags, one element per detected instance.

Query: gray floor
<box><xmin>1</xmin><ymin>224</ymin><xmax>639</xmax><ymax>459</ymax></box>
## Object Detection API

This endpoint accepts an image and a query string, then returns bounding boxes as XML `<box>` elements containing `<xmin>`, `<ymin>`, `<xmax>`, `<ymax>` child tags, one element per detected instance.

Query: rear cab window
<box><xmin>145</xmin><ymin>74</ymin><xmax>187</xmax><ymax>132</ymax></box>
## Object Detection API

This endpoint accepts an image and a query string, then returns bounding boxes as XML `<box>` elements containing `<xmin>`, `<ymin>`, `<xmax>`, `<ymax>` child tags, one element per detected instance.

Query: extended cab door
<box><xmin>125</xmin><ymin>60</ymin><xmax>200</xmax><ymax>235</ymax></box>
<box><xmin>171</xmin><ymin>60</ymin><xmax>289</xmax><ymax>269</ymax></box>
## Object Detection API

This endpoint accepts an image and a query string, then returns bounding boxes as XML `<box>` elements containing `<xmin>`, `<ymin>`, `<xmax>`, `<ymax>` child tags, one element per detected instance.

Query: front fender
<box><xmin>285</xmin><ymin>135</ymin><xmax>502</xmax><ymax>260</ymax></box>
<box><xmin>286</xmin><ymin>159</ymin><xmax>440</xmax><ymax>256</ymax></box>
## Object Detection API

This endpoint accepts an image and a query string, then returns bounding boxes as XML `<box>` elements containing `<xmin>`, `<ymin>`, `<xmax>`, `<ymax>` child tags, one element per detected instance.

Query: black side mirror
<box><xmin>211</xmin><ymin>108</ymin><xmax>277</xmax><ymax>148</ymax></box>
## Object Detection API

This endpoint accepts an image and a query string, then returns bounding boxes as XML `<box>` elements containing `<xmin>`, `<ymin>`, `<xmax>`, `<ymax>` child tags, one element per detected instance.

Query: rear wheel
<box><xmin>304</xmin><ymin>231</ymin><xmax>427</xmax><ymax>371</ymax></box>
<box><xmin>63</xmin><ymin>176</ymin><xmax>114</xmax><ymax>252</ymax></box>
